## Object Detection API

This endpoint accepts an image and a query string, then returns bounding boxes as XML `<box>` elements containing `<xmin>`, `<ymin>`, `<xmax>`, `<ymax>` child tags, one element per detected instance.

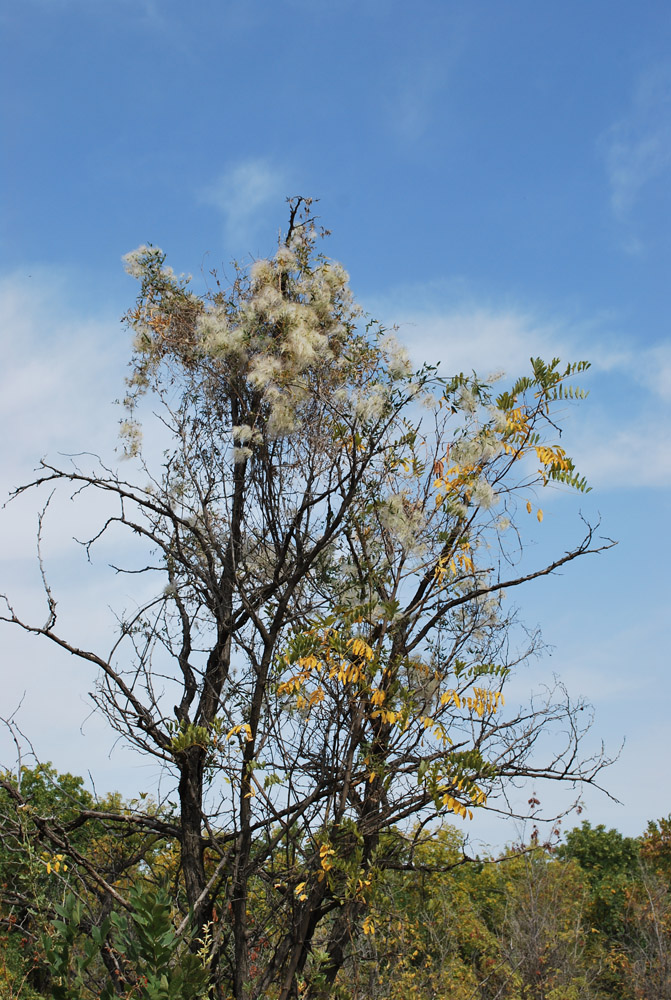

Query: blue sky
<box><xmin>1</xmin><ymin>0</ymin><xmax>670</xmax><ymax>846</ymax></box>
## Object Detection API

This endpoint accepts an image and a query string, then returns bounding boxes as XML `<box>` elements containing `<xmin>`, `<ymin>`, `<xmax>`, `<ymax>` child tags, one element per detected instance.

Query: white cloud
<box><xmin>391</xmin><ymin>306</ymin><xmax>566</xmax><ymax>375</ymax></box>
<box><xmin>637</xmin><ymin>341</ymin><xmax>671</xmax><ymax>401</ymax></box>
<box><xmin>0</xmin><ymin>270</ymin><xmax>125</xmax><ymax>454</ymax></box>
<box><xmin>599</xmin><ymin>64</ymin><xmax>671</xmax><ymax>218</ymax></box>
<box><xmin>374</xmin><ymin>298</ymin><xmax>636</xmax><ymax>383</ymax></box>
<box><xmin>200</xmin><ymin>158</ymin><xmax>291</xmax><ymax>249</ymax></box>
<box><xmin>572</xmin><ymin>417</ymin><xmax>671</xmax><ymax>490</ymax></box>
<box><xmin>367</xmin><ymin>293</ymin><xmax>671</xmax><ymax>489</ymax></box>
<box><xmin>0</xmin><ymin>269</ymin><xmax>131</xmax><ymax>563</ymax></box>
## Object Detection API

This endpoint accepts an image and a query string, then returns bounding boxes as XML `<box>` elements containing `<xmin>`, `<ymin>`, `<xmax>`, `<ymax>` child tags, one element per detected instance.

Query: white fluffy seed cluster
<box><xmin>123</xmin><ymin>241</ymin><xmax>421</xmax><ymax>464</ymax></box>
<box><xmin>195</xmin><ymin>245</ymin><xmax>359</xmax><ymax>439</ymax></box>
<box><xmin>123</xmin><ymin>245</ymin><xmax>166</xmax><ymax>279</ymax></box>
<box><xmin>451</xmin><ymin>431</ymin><xmax>502</xmax><ymax>468</ymax></box>
<box><xmin>470</xmin><ymin>479</ymin><xmax>496</xmax><ymax>510</ymax></box>
<box><xmin>378</xmin><ymin>492</ymin><xmax>427</xmax><ymax>555</ymax></box>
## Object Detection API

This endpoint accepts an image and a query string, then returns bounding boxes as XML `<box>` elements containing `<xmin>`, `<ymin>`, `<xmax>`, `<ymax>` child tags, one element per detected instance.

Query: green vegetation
<box><xmin>1</xmin><ymin>767</ymin><xmax>670</xmax><ymax>998</ymax></box>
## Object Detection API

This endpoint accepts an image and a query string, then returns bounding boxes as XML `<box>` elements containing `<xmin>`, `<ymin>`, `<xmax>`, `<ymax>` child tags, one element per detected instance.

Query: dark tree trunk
<box><xmin>179</xmin><ymin>746</ymin><xmax>207</xmax><ymax>913</ymax></box>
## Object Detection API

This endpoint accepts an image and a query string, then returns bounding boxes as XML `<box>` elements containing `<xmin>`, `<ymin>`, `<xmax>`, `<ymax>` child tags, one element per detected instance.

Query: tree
<box><xmin>0</xmin><ymin>757</ymin><xmax>180</xmax><ymax>998</ymax></box>
<box><xmin>495</xmin><ymin>849</ymin><xmax>598</xmax><ymax>1000</ymax></box>
<box><xmin>1</xmin><ymin>198</ymin><xmax>613</xmax><ymax>998</ymax></box>
<box><xmin>640</xmin><ymin>817</ymin><xmax>671</xmax><ymax>884</ymax></box>
<box><xmin>558</xmin><ymin>822</ymin><xmax>640</xmax><ymax>939</ymax></box>
<box><xmin>337</xmin><ymin>829</ymin><xmax>605</xmax><ymax>1000</ymax></box>
<box><xmin>565</xmin><ymin>818</ymin><xmax>671</xmax><ymax>1000</ymax></box>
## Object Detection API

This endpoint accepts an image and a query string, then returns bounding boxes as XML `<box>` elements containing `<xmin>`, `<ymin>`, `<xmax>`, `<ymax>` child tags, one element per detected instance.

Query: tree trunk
<box><xmin>179</xmin><ymin>746</ymin><xmax>207</xmax><ymax>914</ymax></box>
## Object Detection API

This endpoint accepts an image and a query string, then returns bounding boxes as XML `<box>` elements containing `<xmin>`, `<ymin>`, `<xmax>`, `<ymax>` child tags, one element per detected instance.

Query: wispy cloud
<box><xmin>637</xmin><ymin>341</ymin><xmax>671</xmax><ymax>401</ymax></box>
<box><xmin>368</xmin><ymin>291</ymin><xmax>630</xmax><ymax>379</ymax></box>
<box><xmin>368</xmin><ymin>291</ymin><xmax>671</xmax><ymax>489</ymax></box>
<box><xmin>0</xmin><ymin>269</ymin><xmax>124</xmax><ymax>466</ymax></box>
<box><xmin>390</xmin><ymin>306</ymin><xmax>565</xmax><ymax>376</ymax></box>
<box><xmin>387</xmin><ymin>58</ymin><xmax>452</xmax><ymax>143</ymax></box>
<box><xmin>572</xmin><ymin>419</ymin><xmax>671</xmax><ymax>490</ymax></box>
<box><xmin>599</xmin><ymin>64</ymin><xmax>671</xmax><ymax>219</ymax></box>
<box><xmin>200</xmin><ymin>159</ymin><xmax>291</xmax><ymax>250</ymax></box>
<box><xmin>376</xmin><ymin>7</ymin><xmax>466</xmax><ymax>145</ymax></box>
<box><xmin>0</xmin><ymin>268</ymin><xmax>129</xmax><ymax>560</ymax></box>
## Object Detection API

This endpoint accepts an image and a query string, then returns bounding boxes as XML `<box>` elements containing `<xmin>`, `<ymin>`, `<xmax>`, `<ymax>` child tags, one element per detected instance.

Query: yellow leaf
<box><xmin>537</xmin><ymin>509</ymin><xmax>543</xmax><ymax>522</ymax></box>
<box><xmin>226</xmin><ymin>723</ymin><xmax>253</xmax><ymax>742</ymax></box>
<box><xmin>350</xmin><ymin>638</ymin><xmax>374</xmax><ymax>661</ymax></box>
<box><xmin>526</xmin><ymin>500</ymin><xmax>532</xmax><ymax>514</ymax></box>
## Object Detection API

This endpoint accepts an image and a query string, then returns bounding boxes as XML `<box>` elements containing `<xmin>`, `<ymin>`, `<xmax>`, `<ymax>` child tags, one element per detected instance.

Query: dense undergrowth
<box><xmin>1</xmin><ymin>765</ymin><xmax>669</xmax><ymax>999</ymax></box>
